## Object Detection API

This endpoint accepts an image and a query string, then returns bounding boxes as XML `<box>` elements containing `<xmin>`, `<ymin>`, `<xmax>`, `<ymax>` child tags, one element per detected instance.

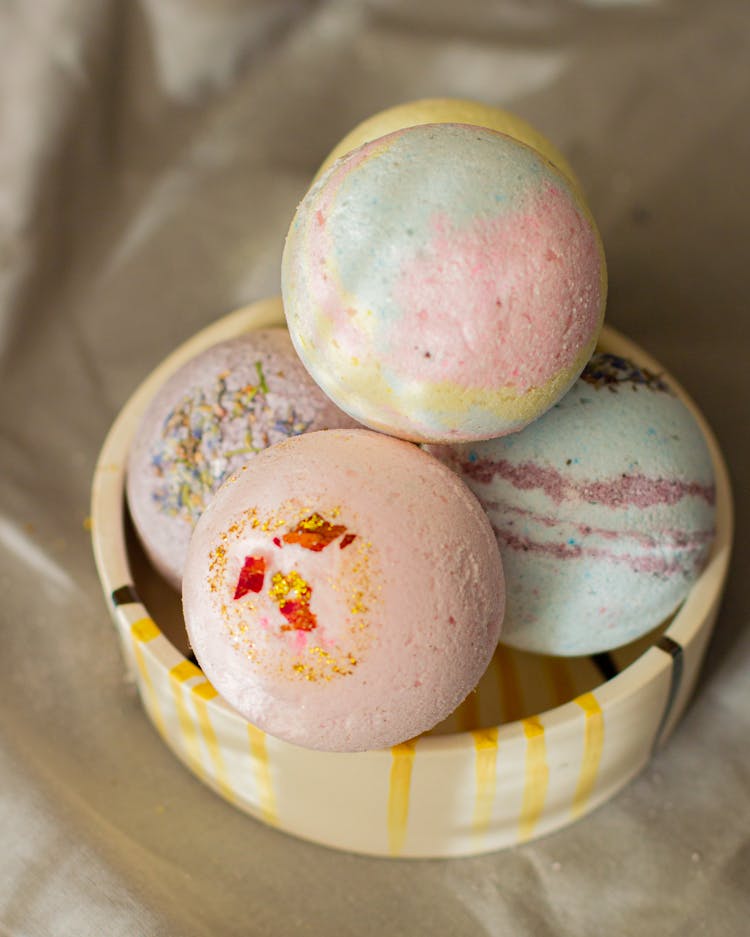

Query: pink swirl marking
<box><xmin>460</xmin><ymin>457</ymin><xmax>716</xmax><ymax>509</ymax></box>
<box><xmin>497</xmin><ymin>530</ymin><xmax>708</xmax><ymax>577</ymax></box>
<box><xmin>482</xmin><ymin>499</ymin><xmax>716</xmax><ymax>550</ymax></box>
<box><xmin>389</xmin><ymin>185</ymin><xmax>602</xmax><ymax>391</ymax></box>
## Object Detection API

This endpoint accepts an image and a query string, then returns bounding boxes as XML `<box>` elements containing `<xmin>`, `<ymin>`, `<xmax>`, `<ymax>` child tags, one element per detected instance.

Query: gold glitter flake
<box><xmin>261</xmin><ymin>516</ymin><xmax>287</xmax><ymax>532</ymax></box>
<box><xmin>269</xmin><ymin>569</ymin><xmax>317</xmax><ymax>631</ymax></box>
<box><xmin>269</xmin><ymin>570</ymin><xmax>311</xmax><ymax>603</ymax></box>
<box><xmin>292</xmin><ymin>662</ymin><xmax>314</xmax><ymax>680</ymax></box>
<box><xmin>350</xmin><ymin>590</ymin><xmax>367</xmax><ymax>615</ymax></box>
<box><xmin>290</xmin><ymin>646</ymin><xmax>359</xmax><ymax>682</ymax></box>
<box><xmin>299</xmin><ymin>514</ymin><xmax>325</xmax><ymax>531</ymax></box>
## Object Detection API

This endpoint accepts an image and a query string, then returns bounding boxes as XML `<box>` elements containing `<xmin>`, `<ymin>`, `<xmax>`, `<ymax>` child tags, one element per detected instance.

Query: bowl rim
<box><xmin>91</xmin><ymin>297</ymin><xmax>734</xmax><ymax>758</ymax></box>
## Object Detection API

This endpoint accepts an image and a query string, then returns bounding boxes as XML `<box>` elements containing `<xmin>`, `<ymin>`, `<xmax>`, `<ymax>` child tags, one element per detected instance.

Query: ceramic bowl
<box><xmin>91</xmin><ymin>297</ymin><xmax>732</xmax><ymax>857</ymax></box>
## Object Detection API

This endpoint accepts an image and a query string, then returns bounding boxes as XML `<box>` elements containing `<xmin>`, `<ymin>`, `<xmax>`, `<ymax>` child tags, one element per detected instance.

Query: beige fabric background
<box><xmin>1</xmin><ymin>1</ymin><xmax>748</xmax><ymax>934</ymax></box>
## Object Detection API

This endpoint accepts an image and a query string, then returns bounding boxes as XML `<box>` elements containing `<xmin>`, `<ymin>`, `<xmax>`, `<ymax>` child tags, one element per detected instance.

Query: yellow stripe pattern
<box><xmin>571</xmin><ymin>692</ymin><xmax>604</xmax><ymax>818</ymax></box>
<box><xmin>519</xmin><ymin>717</ymin><xmax>549</xmax><ymax>841</ymax></box>
<box><xmin>131</xmin><ymin>616</ymin><xmax>160</xmax><ymax>643</ymax></box>
<box><xmin>166</xmin><ymin>661</ymin><xmax>235</xmax><ymax>803</ymax></box>
<box><xmin>388</xmin><ymin>739</ymin><xmax>417</xmax><ymax>856</ymax></box>
<box><xmin>170</xmin><ymin>658</ymin><xmax>202</xmax><ymax>682</ymax></box>
<box><xmin>130</xmin><ymin>618</ymin><xmax>168</xmax><ymax>741</ymax></box>
<box><xmin>247</xmin><ymin>724</ymin><xmax>279</xmax><ymax>826</ymax></box>
<box><xmin>472</xmin><ymin>727</ymin><xmax>499</xmax><ymax>838</ymax></box>
<box><xmin>191</xmin><ymin>682</ymin><xmax>235</xmax><ymax>804</ymax></box>
<box><xmin>168</xmin><ymin>661</ymin><xmax>209</xmax><ymax>783</ymax></box>
<box><xmin>127</xmin><ymin>617</ymin><xmax>603</xmax><ymax>851</ymax></box>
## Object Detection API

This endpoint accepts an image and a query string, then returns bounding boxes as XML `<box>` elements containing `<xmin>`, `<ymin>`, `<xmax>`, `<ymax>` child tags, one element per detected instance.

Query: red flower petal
<box><xmin>234</xmin><ymin>555</ymin><xmax>266</xmax><ymax>599</ymax></box>
<box><xmin>282</xmin><ymin>513</ymin><xmax>348</xmax><ymax>552</ymax></box>
<box><xmin>279</xmin><ymin>599</ymin><xmax>318</xmax><ymax>631</ymax></box>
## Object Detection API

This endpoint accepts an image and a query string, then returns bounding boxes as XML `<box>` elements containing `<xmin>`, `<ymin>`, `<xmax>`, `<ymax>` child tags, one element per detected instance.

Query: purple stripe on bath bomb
<box><xmin>461</xmin><ymin>458</ymin><xmax>716</xmax><ymax>509</ymax></box>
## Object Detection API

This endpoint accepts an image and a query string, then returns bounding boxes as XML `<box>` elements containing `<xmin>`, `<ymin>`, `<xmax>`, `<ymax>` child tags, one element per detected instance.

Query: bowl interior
<box><xmin>97</xmin><ymin>297</ymin><xmax>733</xmax><ymax>747</ymax></box>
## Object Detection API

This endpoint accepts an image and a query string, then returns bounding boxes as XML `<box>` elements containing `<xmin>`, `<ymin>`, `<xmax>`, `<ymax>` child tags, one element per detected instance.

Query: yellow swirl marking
<box><xmin>388</xmin><ymin>739</ymin><xmax>417</xmax><ymax>856</ymax></box>
<box><xmin>572</xmin><ymin>693</ymin><xmax>604</xmax><ymax>819</ymax></box>
<box><xmin>472</xmin><ymin>727</ymin><xmax>499</xmax><ymax>837</ymax></box>
<box><xmin>304</xmin><ymin>313</ymin><xmax>600</xmax><ymax>443</ymax></box>
<box><xmin>247</xmin><ymin>724</ymin><xmax>279</xmax><ymax>826</ymax></box>
<box><xmin>519</xmin><ymin>717</ymin><xmax>549</xmax><ymax>842</ymax></box>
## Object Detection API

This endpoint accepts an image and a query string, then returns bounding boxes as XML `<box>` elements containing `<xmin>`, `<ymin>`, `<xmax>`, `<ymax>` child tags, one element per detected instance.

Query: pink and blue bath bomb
<box><xmin>282</xmin><ymin>123</ymin><xmax>606</xmax><ymax>443</ymax></box>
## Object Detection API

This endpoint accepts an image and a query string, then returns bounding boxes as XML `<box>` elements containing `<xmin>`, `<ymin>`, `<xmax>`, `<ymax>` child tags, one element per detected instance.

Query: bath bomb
<box><xmin>283</xmin><ymin>123</ymin><xmax>606</xmax><ymax>443</ymax></box>
<box><xmin>182</xmin><ymin>429</ymin><xmax>504</xmax><ymax>752</ymax></box>
<box><xmin>431</xmin><ymin>353</ymin><xmax>716</xmax><ymax>656</ymax></box>
<box><xmin>127</xmin><ymin>329</ymin><xmax>357</xmax><ymax>590</ymax></box>
<box><xmin>316</xmin><ymin>97</ymin><xmax>579</xmax><ymax>190</ymax></box>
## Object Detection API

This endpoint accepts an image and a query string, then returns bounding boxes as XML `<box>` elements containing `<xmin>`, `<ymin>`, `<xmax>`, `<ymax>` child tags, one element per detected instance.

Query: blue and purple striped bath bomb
<box><xmin>431</xmin><ymin>353</ymin><xmax>716</xmax><ymax>656</ymax></box>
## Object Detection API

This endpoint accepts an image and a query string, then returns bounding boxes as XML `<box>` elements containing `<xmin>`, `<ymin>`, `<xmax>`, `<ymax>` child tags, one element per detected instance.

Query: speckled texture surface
<box><xmin>2</xmin><ymin>1</ymin><xmax>748</xmax><ymax>935</ymax></box>
<box><xmin>183</xmin><ymin>429</ymin><xmax>504</xmax><ymax>751</ymax></box>
<box><xmin>126</xmin><ymin>329</ymin><xmax>357</xmax><ymax>589</ymax></box>
<box><xmin>283</xmin><ymin>123</ymin><xmax>606</xmax><ymax>442</ymax></box>
<box><xmin>432</xmin><ymin>354</ymin><xmax>717</xmax><ymax>655</ymax></box>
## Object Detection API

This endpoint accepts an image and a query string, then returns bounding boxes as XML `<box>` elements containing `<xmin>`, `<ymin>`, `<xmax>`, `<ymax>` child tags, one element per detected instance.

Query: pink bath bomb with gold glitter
<box><xmin>282</xmin><ymin>123</ymin><xmax>607</xmax><ymax>443</ymax></box>
<box><xmin>182</xmin><ymin>429</ymin><xmax>504</xmax><ymax>752</ymax></box>
<box><xmin>127</xmin><ymin>329</ymin><xmax>358</xmax><ymax>590</ymax></box>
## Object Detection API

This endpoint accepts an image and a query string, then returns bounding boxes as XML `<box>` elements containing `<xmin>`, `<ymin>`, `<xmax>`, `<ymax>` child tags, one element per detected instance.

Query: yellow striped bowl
<box><xmin>91</xmin><ymin>297</ymin><xmax>733</xmax><ymax>857</ymax></box>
